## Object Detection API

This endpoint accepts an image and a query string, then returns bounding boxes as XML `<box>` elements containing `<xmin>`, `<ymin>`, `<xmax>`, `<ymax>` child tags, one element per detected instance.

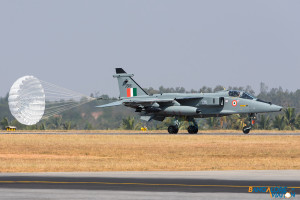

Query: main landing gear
<box><xmin>187</xmin><ymin>125</ymin><xmax>198</xmax><ymax>134</ymax></box>
<box><xmin>242</xmin><ymin>113</ymin><xmax>256</xmax><ymax>134</ymax></box>
<box><xmin>167</xmin><ymin>117</ymin><xmax>198</xmax><ymax>134</ymax></box>
<box><xmin>187</xmin><ymin>118</ymin><xmax>198</xmax><ymax>134</ymax></box>
<box><xmin>168</xmin><ymin>118</ymin><xmax>179</xmax><ymax>134</ymax></box>
<box><xmin>168</xmin><ymin>125</ymin><xmax>179</xmax><ymax>134</ymax></box>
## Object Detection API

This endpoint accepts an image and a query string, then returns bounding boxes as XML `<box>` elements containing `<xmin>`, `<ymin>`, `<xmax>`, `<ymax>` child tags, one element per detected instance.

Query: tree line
<box><xmin>0</xmin><ymin>83</ymin><xmax>300</xmax><ymax>130</ymax></box>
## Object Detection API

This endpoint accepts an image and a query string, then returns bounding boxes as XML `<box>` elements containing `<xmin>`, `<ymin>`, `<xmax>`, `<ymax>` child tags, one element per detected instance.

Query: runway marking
<box><xmin>0</xmin><ymin>181</ymin><xmax>299</xmax><ymax>189</ymax></box>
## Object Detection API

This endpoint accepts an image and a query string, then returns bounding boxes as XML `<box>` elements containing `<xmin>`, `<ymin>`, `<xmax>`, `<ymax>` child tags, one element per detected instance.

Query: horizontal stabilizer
<box><xmin>96</xmin><ymin>101</ymin><xmax>123</xmax><ymax>108</ymax></box>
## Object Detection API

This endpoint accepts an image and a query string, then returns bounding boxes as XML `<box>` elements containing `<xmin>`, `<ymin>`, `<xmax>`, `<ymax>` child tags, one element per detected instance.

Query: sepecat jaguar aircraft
<box><xmin>97</xmin><ymin>68</ymin><xmax>282</xmax><ymax>134</ymax></box>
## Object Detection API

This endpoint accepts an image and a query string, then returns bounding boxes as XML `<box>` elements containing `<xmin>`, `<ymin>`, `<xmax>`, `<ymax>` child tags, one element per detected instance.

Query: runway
<box><xmin>2</xmin><ymin>131</ymin><xmax>300</xmax><ymax>135</ymax></box>
<box><xmin>0</xmin><ymin>171</ymin><xmax>299</xmax><ymax>199</ymax></box>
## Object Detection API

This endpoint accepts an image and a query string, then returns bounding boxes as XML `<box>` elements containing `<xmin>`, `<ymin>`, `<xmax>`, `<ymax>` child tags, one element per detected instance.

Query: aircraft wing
<box><xmin>96</xmin><ymin>98</ymin><xmax>173</xmax><ymax>108</ymax></box>
<box><xmin>96</xmin><ymin>97</ymin><xmax>202</xmax><ymax>108</ymax></box>
<box><xmin>175</xmin><ymin>96</ymin><xmax>203</xmax><ymax>100</ymax></box>
<box><xmin>123</xmin><ymin>98</ymin><xmax>174</xmax><ymax>105</ymax></box>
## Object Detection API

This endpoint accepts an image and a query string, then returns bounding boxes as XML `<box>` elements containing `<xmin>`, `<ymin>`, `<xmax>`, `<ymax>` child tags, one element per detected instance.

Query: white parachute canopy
<box><xmin>8</xmin><ymin>76</ymin><xmax>95</xmax><ymax>126</ymax></box>
<box><xmin>9</xmin><ymin>76</ymin><xmax>45</xmax><ymax>125</ymax></box>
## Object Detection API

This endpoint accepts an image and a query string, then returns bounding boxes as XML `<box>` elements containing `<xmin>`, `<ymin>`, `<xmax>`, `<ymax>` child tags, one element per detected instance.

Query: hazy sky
<box><xmin>0</xmin><ymin>0</ymin><xmax>299</xmax><ymax>97</ymax></box>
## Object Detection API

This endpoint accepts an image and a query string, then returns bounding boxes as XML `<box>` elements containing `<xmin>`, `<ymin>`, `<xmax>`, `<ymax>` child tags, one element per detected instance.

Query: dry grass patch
<box><xmin>0</xmin><ymin>135</ymin><xmax>299</xmax><ymax>172</ymax></box>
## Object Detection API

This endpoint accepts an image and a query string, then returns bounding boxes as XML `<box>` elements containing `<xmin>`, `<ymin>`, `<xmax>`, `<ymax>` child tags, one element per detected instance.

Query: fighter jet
<box><xmin>97</xmin><ymin>68</ymin><xmax>282</xmax><ymax>134</ymax></box>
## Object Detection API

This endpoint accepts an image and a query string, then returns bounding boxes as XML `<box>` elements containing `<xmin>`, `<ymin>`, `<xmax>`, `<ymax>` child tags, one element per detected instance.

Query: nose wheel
<box><xmin>243</xmin><ymin>126</ymin><xmax>250</xmax><ymax>134</ymax></box>
<box><xmin>242</xmin><ymin>114</ymin><xmax>256</xmax><ymax>134</ymax></box>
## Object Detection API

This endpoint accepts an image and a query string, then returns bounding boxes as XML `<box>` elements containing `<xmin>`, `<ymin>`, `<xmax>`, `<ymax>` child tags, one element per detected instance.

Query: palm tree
<box><xmin>121</xmin><ymin>116</ymin><xmax>141</xmax><ymax>130</ymax></box>
<box><xmin>206</xmin><ymin>117</ymin><xmax>219</xmax><ymax>129</ymax></box>
<box><xmin>0</xmin><ymin>117</ymin><xmax>9</xmax><ymax>129</ymax></box>
<box><xmin>284</xmin><ymin>107</ymin><xmax>296</xmax><ymax>130</ymax></box>
<box><xmin>179</xmin><ymin>121</ymin><xmax>190</xmax><ymax>130</ymax></box>
<box><xmin>259</xmin><ymin>115</ymin><xmax>272</xmax><ymax>130</ymax></box>
<box><xmin>63</xmin><ymin>121</ymin><xmax>76</xmax><ymax>130</ymax></box>
<box><xmin>226</xmin><ymin>115</ymin><xmax>243</xmax><ymax>130</ymax></box>
<box><xmin>273</xmin><ymin>115</ymin><xmax>286</xmax><ymax>130</ymax></box>
<box><xmin>219</xmin><ymin>116</ymin><xmax>227</xmax><ymax>129</ymax></box>
<box><xmin>296</xmin><ymin>114</ymin><xmax>300</xmax><ymax>129</ymax></box>
<box><xmin>39</xmin><ymin>122</ymin><xmax>46</xmax><ymax>130</ymax></box>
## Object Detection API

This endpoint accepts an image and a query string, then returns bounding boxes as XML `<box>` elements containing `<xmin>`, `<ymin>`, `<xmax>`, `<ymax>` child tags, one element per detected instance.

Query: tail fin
<box><xmin>113</xmin><ymin>68</ymin><xmax>148</xmax><ymax>98</ymax></box>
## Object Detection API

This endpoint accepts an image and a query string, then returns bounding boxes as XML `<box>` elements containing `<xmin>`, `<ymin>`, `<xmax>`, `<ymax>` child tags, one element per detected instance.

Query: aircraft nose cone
<box><xmin>271</xmin><ymin>104</ymin><xmax>282</xmax><ymax>112</ymax></box>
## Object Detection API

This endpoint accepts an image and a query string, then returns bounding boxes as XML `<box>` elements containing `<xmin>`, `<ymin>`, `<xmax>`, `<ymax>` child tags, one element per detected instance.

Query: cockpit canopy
<box><xmin>228</xmin><ymin>90</ymin><xmax>240</xmax><ymax>97</ymax></box>
<box><xmin>228</xmin><ymin>90</ymin><xmax>255</xmax><ymax>100</ymax></box>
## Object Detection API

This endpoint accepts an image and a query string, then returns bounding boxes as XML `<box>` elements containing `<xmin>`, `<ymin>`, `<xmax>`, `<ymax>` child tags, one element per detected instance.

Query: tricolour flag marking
<box><xmin>127</xmin><ymin>88</ymin><xmax>137</xmax><ymax>97</ymax></box>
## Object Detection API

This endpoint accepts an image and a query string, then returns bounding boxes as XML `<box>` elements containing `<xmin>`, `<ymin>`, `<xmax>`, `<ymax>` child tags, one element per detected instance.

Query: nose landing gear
<box><xmin>242</xmin><ymin>126</ymin><xmax>251</xmax><ymax>134</ymax></box>
<box><xmin>242</xmin><ymin>114</ymin><xmax>256</xmax><ymax>134</ymax></box>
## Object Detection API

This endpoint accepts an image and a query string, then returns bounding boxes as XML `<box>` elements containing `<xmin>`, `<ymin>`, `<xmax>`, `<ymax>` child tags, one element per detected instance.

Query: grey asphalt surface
<box><xmin>0</xmin><ymin>171</ymin><xmax>299</xmax><ymax>199</ymax></box>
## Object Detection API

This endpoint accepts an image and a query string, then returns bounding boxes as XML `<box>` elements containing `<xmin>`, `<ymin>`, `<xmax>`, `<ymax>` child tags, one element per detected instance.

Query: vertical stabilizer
<box><xmin>113</xmin><ymin>68</ymin><xmax>148</xmax><ymax>98</ymax></box>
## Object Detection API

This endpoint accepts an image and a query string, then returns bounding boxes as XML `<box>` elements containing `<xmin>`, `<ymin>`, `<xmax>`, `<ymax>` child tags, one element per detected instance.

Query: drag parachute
<box><xmin>8</xmin><ymin>76</ymin><xmax>45</xmax><ymax>125</ymax></box>
<box><xmin>8</xmin><ymin>76</ymin><xmax>95</xmax><ymax>126</ymax></box>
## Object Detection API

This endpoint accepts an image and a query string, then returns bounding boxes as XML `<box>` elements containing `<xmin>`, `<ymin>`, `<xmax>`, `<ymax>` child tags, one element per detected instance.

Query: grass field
<box><xmin>0</xmin><ymin>134</ymin><xmax>299</xmax><ymax>172</ymax></box>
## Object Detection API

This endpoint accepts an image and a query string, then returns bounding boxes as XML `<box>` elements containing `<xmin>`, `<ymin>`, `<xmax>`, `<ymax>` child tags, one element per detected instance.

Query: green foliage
<box><xmin>0</xmin><ymin>117</ymin><xmax>9</xmax><ymax>129</ymax></box>
<box><xmin>258</xmin><ymin>115</ymin><xmax>272</xmax><ymax>130</ymax></box>
<box><xmin>121</xmin><ymin>116</ymin><xmax>141</xmax><ymax>130</ymax></box>
<box><xmin>273</xmin><ymin>115</ymin><xmax>287</xmax><ymax>130</ymax></box>
<box><xmin>226</xmin><ymin>115</ymin><xmax>243</xmax><ymax>130</ymax></box>
<box><xmin>84</xmin><ymin>122</ymin><xmax>93</xmax><ymax>130</ymax></box>
<box><xmin>206</xmin><ymin>117</ymin><xmax>220</xmax><ymax>129</ymax></box>
<box><xmin>296</xmin><ymin>114</ymin><xmax>300</xmax><ymax>129</ymax></box>
<box><xmin>62</xmin><ymin>121</ymin><xmax>76</xmax><ymax>130</ymax></box>
<box><xmin>284</xmin><ymin>107</ymin><xmax>296</xmax><ymax>130</ymax></box>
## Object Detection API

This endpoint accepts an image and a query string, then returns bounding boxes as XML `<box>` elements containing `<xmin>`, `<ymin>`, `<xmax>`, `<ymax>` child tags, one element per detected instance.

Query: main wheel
<box><xmin>188</xmin><ymin>125</ymin><xmax>198</xmax><ymax>134</ymax></box>
<box><xmin>168</xmin><ymin>125</ymin><xmax>178</xmax><ymax>134</ymax></box>
<box><xmin>173</xmin><ymin>126</ymin><xmax>178</xmax><ymax>134</ymax></box>
<box><xmin>193</xmin><ymin>126</ymin><xmax>198</xmax><ymax>134</ymax></box>
<box><xmin>243</xmin><ymin>126</ymin><xmax>250</xmax><ymax>134</ymax></box>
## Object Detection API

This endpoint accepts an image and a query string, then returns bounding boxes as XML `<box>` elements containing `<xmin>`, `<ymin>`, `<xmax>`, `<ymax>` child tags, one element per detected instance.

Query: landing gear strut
<box><xmin>187</xmin><ymin>118</ymin><xmax>198</xmax><ymax>134</ymax></box>
<box><xmin>242</xmin><ymin>113</ymin><xmax>256</xmax><ymax>134</ymax></box>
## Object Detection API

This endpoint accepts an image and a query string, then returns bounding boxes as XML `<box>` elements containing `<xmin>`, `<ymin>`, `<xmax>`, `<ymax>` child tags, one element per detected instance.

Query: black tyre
<box><xmin>188</xmin><ymin>126</ymin><xmax>198</xmax><ymax>134</ymax></box>
<box><xmin>187</xmin><ymin>126</ymin><xmax>193</xmax><ymax>134</ymax></box>
<box><xmin>173</xmin><ymin>126</ymin><xmax>179</xmax><ymax>134</ymax></box>
<box><xmin>193</xmin><ymin>126</ymin><xmax>198</xmax><ymax>134</ymax></box>
<box><xmin>168</xmin><ymin>126</ymin><xmax>178</xmax><ymax>134</ymax></box>
<box><xmin>168</xmin><ymin>126</ymin><xmax>174</xmax><ymax>134</ymax></box>
<box><xmin>243</xmin><ymin>126</ymin><xmax>250</xmax><ymax>134</ymax></box>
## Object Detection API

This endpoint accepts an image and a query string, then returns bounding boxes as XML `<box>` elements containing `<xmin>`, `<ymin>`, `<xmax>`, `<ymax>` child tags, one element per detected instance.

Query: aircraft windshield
<box><xmin>228</xmin><ymin>90</ymin><xmax>240</xmax><ymax>97</ymax></box>
<box><xmin>240</xmin><ymin>92</ymin><xmax>255</xmax><ymax>100</ymax></box>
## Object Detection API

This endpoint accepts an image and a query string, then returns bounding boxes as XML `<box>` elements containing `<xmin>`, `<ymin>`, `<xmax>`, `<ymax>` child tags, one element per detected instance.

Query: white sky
<box><xmin>0</xmin><ymin>0</ymin><xmax>299</xmax><ymax>97</ymax></box>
